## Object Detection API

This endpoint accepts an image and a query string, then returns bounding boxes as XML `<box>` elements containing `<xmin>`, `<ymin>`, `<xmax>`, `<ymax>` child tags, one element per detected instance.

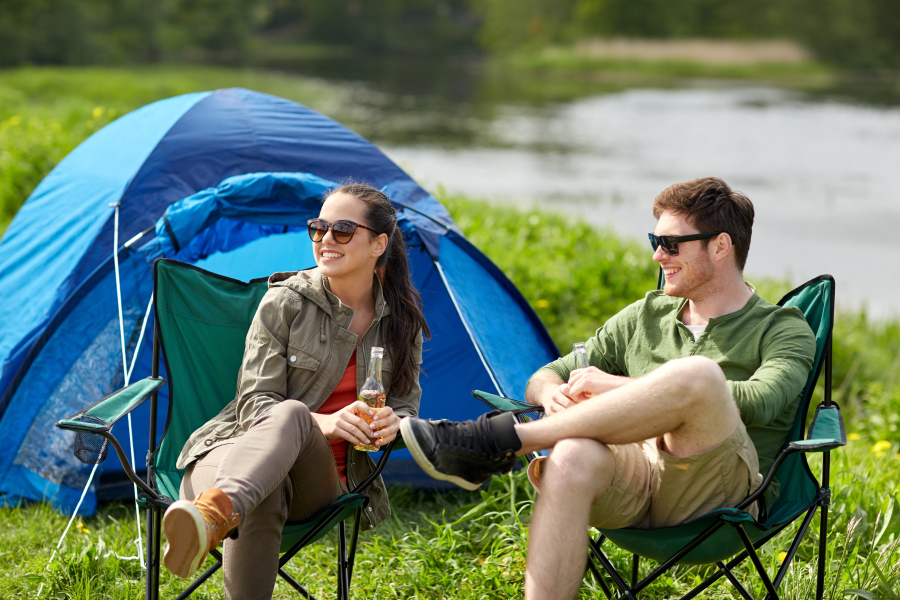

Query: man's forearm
<box><xmin>525</xmin><ymin>371</ymin><xmax>564</xmax><ymax>406</ymax></box>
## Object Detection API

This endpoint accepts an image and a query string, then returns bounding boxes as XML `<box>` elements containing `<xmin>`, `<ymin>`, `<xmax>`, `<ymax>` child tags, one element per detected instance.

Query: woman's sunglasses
<box><xmin>648</xmin><ymin>231</ymin><xmax>722</xmax><ymax>256</ymax></box>
<box><xmin>307</xmin><ymin>218</ymin><xmax>381</xmax><ymax>244</ymax></box>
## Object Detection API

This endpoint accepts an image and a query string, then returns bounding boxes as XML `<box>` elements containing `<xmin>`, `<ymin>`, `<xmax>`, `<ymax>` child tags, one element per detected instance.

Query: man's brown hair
<box><xmin>653</xmin><ymin>177</ymin><xmax>755</xmax><ymax>271</ymax></box>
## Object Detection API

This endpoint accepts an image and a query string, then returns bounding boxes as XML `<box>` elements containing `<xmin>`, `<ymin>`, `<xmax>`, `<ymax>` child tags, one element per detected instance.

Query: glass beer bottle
<box><xmin>573</xmin><ymin>342</ymin><xmax>589</xmax><ymax>370</ymax></box>
<box><xmin>572</xmin><ymin>342</ymin><xmax>593</xmax><ymax>399</ymax></box>
<box><xmin>355</xmin><ymin>346</ymin><xmax>386</xmax><ymax>451</ymax></box>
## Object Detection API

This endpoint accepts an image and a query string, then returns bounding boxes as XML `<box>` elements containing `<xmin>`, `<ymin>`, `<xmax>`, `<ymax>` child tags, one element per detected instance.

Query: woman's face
<box><xmin>313</xmin><ymin>192</ymin><xmax>387</xmax><ymax>281</ymax></box>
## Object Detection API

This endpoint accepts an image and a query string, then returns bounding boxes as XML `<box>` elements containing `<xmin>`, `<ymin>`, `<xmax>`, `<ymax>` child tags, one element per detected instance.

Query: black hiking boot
<box><xmin>400</xmin><ymin>411</ymin><xmax>522</xmax><ymax>491</ymax></box>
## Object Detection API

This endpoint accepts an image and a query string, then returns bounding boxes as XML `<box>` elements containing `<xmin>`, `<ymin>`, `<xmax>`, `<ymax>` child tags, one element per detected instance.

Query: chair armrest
<box><xmin>472</xmin><ymin>390</ymin><xmax>543</xmax><ymax>413</ymax></box>
<box><xmin>57</xmin><ymin>377</ymin><xmax>166</xmax><ymax>432</ymax></box>
<box><xmin>737</xmin><ymin>401</ymin><xmax>846</xmax><ymax>511</ymax></box>
<box><xmin>56</xmin><ymin>377</ymin><xmax>167</xmax><ymax>505</ymax></box>
<box><xmin>790</xmin><ymin>403</ymin><xmax>846</xmax><ymax>453</ymax></box>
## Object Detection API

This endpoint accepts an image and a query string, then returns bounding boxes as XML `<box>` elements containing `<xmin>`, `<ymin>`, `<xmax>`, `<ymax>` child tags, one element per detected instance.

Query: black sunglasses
<box><xmin>648</xmin><ymin>231</ymin><xmax>722</xmax><ymax>256</ymax></box>
<box><xmin>307</xmin><ymin>218</ymin><xmax>381</xmax><ymax>244</ymax></box>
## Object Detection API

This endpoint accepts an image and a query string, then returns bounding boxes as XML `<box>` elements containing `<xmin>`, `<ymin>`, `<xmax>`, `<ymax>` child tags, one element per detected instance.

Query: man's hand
<box><xmin>560</xmin><ymin>367</ymin><xmax>631</xmax><ymax>402</ymax></box>
<box><xmin>526</xmin><ymin>371</ymin><xmax>576</xmax><ymax>415</ymax></box>
<box><xmin>542</xmin><ymin>387</ymin><xmax>577</xmax><ymax>415</ymax></box>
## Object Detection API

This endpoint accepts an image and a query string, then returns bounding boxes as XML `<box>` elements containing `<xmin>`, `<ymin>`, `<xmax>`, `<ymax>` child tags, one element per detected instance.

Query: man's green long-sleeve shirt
<box><xmin>537</xmin><ymin>289</ymin><xmax>816</xmax><ymax>504</ymax></box>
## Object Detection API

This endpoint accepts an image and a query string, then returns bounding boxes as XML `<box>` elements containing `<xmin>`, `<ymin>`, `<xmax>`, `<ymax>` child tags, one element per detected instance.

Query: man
<box><xmin>400</xmin><ymin>177</ymin><xmax>816</xmax><ymax>600</ymax></box>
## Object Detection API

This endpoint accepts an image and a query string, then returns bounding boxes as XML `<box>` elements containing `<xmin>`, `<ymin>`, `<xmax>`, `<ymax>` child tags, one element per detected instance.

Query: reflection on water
<box><xmin>277</xmin><ymin>58</ymin><xmax>900</xmax><ymax>316</ymax></box>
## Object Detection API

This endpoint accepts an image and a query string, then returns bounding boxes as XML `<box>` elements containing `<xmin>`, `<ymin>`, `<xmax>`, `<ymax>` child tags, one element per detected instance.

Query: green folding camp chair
<box><xmin>56</xmin><ymin>258</ymin><xmax>398</xmax><ymax>600</ymax></box>
<box><xmin>473</xmin><ymin>274</ymin><xmax>842</xmax><ymax>599</ymax></box>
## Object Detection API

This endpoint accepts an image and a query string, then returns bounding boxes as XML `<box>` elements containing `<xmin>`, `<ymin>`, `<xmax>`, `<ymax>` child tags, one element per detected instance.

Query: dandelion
<box><xmin>847</xmin><ymin>432</ymin><xmax>860</xmax><ymax>441</ymax></box>
<box><xmin>870</xmin><ymin>440</ymin><xmax>892</xmax><ymax>458</ymax></box>
<box><xmin>777</xmin><ymin>551</ymin><xmax>788</xmax><ymax>562</ymax></box>
<box><xmin>76</xmin><ymin>519</ymin><xmax>89</xmax><ymax>534</ymax></box>
<box><xmin>536</xmin><ymin>299</ymin><xmax>550</xmax><ymax>308</ymax></box>
<box><xmin>92</xmin><ymin>106</ymin><xmax>104</xmax><ymax>120</ymax></box>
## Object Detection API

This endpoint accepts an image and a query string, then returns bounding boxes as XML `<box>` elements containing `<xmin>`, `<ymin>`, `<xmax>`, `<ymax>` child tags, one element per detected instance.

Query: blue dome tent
<box><xmin>0</xmin><ymin>88</ymin><xmax>558</xmax><ymax>515</ymax></box>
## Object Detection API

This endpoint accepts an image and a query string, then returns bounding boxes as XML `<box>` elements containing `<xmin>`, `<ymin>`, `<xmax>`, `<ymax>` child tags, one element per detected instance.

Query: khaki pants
<box><xmin>180</xmin><ymin>401</ymin><xmax>347</xmax><ymax>600</ymax></box>
<box><xmin>528</xmin><ymin>421</ymin><xmax>762</xmax><ymax>530</ymax></box>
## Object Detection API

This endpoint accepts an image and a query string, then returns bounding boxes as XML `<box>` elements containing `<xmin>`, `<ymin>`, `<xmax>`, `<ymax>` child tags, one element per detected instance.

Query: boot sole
<box><xmin>163</xmin><ymin>501</ymin><xmax>208</xmax><ymax>578</ymax></box>
<box><xmin>400</xmin><ymin>419</ymin><xmax>482</xmax><ymax>491</ymax></box>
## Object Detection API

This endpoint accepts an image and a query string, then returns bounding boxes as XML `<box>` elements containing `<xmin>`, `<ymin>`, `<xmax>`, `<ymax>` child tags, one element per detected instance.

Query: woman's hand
<box><xmin>371</xmin><ymin>406</ymin><xmax>400</xmax><ymax>447</ymax></box>
<box><xmin>314</xmin><ymin>401</ymin><xmax>376</xmax><ymax>447</ymax></box>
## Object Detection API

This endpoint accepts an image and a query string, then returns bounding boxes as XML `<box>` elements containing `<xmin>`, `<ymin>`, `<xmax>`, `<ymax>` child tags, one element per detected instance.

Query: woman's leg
<box><xmin>180</xmin><ymin>401</ymin><xmax>345</xmax><ymax>599</ymax></box>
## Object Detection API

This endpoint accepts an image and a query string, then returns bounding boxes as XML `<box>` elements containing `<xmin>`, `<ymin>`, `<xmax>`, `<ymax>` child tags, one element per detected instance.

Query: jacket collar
<box><xmin>267</xmin><ymin>267</ymin><xmax>391</xmax><ymax>321</ymax></box>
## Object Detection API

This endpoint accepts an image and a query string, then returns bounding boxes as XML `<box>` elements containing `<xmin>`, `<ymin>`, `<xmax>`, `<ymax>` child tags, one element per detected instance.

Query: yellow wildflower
<box><xmin>871</xmin><ymin>440</ymin><xmax>892</xmax><ymax>458</ymax></box>
<box><xmin>536</xmin><ymin>299</ymin><xmax>550</xmax><ymax>308</ymax></box>
<box><xmin>92</xmin><ymin>106</ymin><xmax>104</xmax><ymax>120</ymax></box>
<box><xmin>76</xmin><ymin>519</ymin><xmax>89</xmax><ymax>534</ymax></box>
<box><xmin>847</xmin><ymin>432</ymin><xmax>859</xmax><ymax>441</ymax></box>
<box><xmin>777</xmin><ymin>551</ymin><xmax>788</xmax><ymax>563</ymax></box>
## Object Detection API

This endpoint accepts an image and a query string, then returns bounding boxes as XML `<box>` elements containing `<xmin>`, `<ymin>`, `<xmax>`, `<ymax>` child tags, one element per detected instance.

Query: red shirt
<box><xmin>316</xmin><ymin>354</ymin><xmax>357</xmax><ymax>486</ymax></box>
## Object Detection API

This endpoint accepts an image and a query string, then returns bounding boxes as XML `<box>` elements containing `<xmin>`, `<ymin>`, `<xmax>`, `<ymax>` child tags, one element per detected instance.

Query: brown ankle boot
<box><xmin>162</xmin><ymin>488</ymin><xmax>241</xmax><ymax>578</ymax></box>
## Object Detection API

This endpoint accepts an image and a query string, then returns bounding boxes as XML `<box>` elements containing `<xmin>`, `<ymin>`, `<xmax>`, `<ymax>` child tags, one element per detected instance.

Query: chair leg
<box><xmin>585</xmin><ymin>547</ymin><xmax>614</xmax><ymax>599</ymax></box>
<box><xmin>153</xmin><ymin>507</ymin><xmax>162</xmax><ymax>600</ymax></box>
<box><xmin>145</xmin><ymin>507</ymin><xmax>157</xmax><ymax>600</ymax></box>
<box><xmin>278</xmin><ymin>568</ymin><xmax>317</xmax><ymax>599</ymax></box>
<box><xmin>347</xmin><ymin>509</ymin><xmax>362</xmax><ymax>583</ymax></box>
<box><xmin>175</xmin><ymin>560</ymin><xmax>223</xmax><ymax>600</ymax></box>
<box><xmin>735</xmin><ymin>525</ymin><xmax>779</xmax><ymax>600</ymax></box>
<box><xmin>717</xmin><ymin>561</ymin><xmax>754</xmax><ymax>600</ymax></box>
<box><xmin>337</xmin><ymin>520</ymin><xmax>349</xmax><ymax>600</ymax></box>
<box><xmin>631</xmin><ymin>554</ymin><xmax>639</xmax><ymax>588</ymax></box>
<box><xmin>589</xmin><ymin>536</ymin><xmax>637</xmax><ymax>600</ymax></box>
<box><xmin>817</xmin><ymin>502</ymin><xmax>829</xmax><ymax>600</ymax></box>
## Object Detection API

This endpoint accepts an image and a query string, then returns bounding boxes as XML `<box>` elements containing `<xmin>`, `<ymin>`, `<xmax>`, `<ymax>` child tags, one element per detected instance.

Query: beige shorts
<box><xmin>528</xmin><ymin>421</ymin><xmax>762</xmax><ymax>530</ymax></box>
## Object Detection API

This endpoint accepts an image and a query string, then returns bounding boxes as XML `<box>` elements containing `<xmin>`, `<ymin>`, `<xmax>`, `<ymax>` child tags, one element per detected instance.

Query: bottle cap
<box><xmin>370</xmin><ymin>346</ymin><xmax>384</xmax><ymax>358</ymax></box>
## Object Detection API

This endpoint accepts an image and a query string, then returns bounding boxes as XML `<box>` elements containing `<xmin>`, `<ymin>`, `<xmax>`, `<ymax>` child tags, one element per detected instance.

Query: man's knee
<box><xmin>664</xmin><ymin>356</ymin><xmax>730</xmax><ymax>409</ymax></box>
<box><xmin>542</xmin><ymin>438</ymin><xmax>615</xmax><ymax>497</ymax></box>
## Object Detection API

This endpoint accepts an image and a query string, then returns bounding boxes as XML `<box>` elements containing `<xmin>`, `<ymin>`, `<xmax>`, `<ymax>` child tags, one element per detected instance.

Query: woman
<box><xmin>161</xmin><ymin>184</ymin><xmax>429</xmax><ymax>598</ymax></box>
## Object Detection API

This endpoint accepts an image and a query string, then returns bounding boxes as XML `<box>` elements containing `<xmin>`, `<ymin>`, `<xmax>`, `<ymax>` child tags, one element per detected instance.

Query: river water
<box><xmin>291</xmin><ymin>60</ymin><xmax>900</xmax><ymax>316</ymax></box>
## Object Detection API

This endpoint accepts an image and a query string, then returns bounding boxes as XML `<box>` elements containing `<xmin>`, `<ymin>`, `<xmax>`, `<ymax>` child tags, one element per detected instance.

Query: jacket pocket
<box><xmin>286</xmin><ymin>345</ymin><xmax>321</xmax><ymax>394</ymax></box>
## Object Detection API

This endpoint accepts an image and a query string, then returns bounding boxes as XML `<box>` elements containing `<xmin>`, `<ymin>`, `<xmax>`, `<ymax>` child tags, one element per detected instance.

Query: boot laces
<box><xmin>435</xmin><ymin>414</ymin><xmax>503</xmax><ymax>457</ymax></box>
<box><xmin>194</xmin><ymin>497</ymin><xmax>231</xmax><ymax>531</ymax></box>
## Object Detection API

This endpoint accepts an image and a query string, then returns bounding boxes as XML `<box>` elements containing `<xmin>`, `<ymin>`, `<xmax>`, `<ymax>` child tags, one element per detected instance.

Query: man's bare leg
<box><xmin>522</xmin><ymin>355</ymin><xmax>740</xmax><ymax>599</ymax></box>
<box><xmin>517</xmin><ymin>355</ymin><xmax>741</xmax><ymax>458</ymax></box>
<box><xmin>525</xmin><ymin>438</ymin><xmax>614</xmax><ymax>600</ymax></box>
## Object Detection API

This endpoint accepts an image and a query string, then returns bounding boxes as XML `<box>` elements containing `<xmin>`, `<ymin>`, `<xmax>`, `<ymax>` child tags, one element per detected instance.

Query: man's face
<box><xmin>652</xmin><ymin>211</ymin><xmax>716</xmax><ymax>300</ymax></box>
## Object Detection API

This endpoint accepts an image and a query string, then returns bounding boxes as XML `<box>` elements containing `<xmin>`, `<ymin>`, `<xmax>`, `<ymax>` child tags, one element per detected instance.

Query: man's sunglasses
<box><xmin>648</xmin><ymin>231</ymin><xmax>722</xmax><ymax>256</ymax></box>
<box><xmin>307</xmin><ymin>219</ymin><xmax>381</xmax><ymax>244</ymax></box>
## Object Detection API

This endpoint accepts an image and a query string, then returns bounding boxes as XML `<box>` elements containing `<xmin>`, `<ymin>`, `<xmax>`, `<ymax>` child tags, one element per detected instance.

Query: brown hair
<box><xmin>652</xmin><ymin>177</ymin><xmax>755</xmax><ymax>271</ymax></box>
<box><xmin>325</xmin><ymin>183</ymin><xmax>430</xmax><ymax>396</ymax></box>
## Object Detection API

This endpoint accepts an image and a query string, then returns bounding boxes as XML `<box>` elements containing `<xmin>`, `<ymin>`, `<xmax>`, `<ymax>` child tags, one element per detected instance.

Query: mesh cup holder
<box><xmin>72</xmin><ymin>415</ymin><xmax>110</xmax><ymax>464</ymax></box>
<box><xmin>511</xmin><ymin>407</ymin><xmax>545</xmax><ymax>424</ymax></box>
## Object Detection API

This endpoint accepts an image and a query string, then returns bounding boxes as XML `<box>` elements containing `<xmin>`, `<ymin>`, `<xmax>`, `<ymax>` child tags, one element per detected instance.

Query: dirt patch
<box><xmin>571</xmin><ymin>38</ymin><xmax>811</xmax><ymax>65</ymax></box>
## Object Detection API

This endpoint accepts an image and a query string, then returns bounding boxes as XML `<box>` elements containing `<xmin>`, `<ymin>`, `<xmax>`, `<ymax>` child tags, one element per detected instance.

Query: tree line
<box><xmin>1</xmin><ymin>0</ymin><xmax>898</xmax><ymax>69</ymax></box>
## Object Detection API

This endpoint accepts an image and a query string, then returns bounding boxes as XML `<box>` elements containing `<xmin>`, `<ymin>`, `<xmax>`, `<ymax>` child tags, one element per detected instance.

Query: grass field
<box><xmin>0</xmin><ymin>67</ymin><xmax>898</xmax><ymax>599</ymax></box>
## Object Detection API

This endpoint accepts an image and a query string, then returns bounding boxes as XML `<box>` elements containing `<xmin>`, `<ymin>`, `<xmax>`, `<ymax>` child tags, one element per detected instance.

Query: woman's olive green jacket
<box><xmin>176</xmin><ymin>267</ymin><xmax>423</xmax><ymax>529</ymax></box>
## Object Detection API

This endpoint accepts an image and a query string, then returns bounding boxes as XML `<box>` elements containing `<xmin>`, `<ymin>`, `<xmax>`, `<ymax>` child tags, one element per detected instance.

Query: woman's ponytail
<box><xmin>325</xmin><ymin>184</ymin><xmax>430</xmax><ymax>396</ymax></box>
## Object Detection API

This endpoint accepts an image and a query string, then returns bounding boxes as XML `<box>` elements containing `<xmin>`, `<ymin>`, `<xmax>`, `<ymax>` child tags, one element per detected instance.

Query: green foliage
<box><xmin>0</xmin><ymin>66</ymin><xmax>339</xmax><ymax>237</ymax></box>
<box><xmin>441</xmin><ymin>193</ymin><xmax>658</xmax><ymax>350</ymax></box>
<box><xmin>471</xmin><ymin>0</ymin><xmax>900</xmax><ymax>71</ymax></box>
